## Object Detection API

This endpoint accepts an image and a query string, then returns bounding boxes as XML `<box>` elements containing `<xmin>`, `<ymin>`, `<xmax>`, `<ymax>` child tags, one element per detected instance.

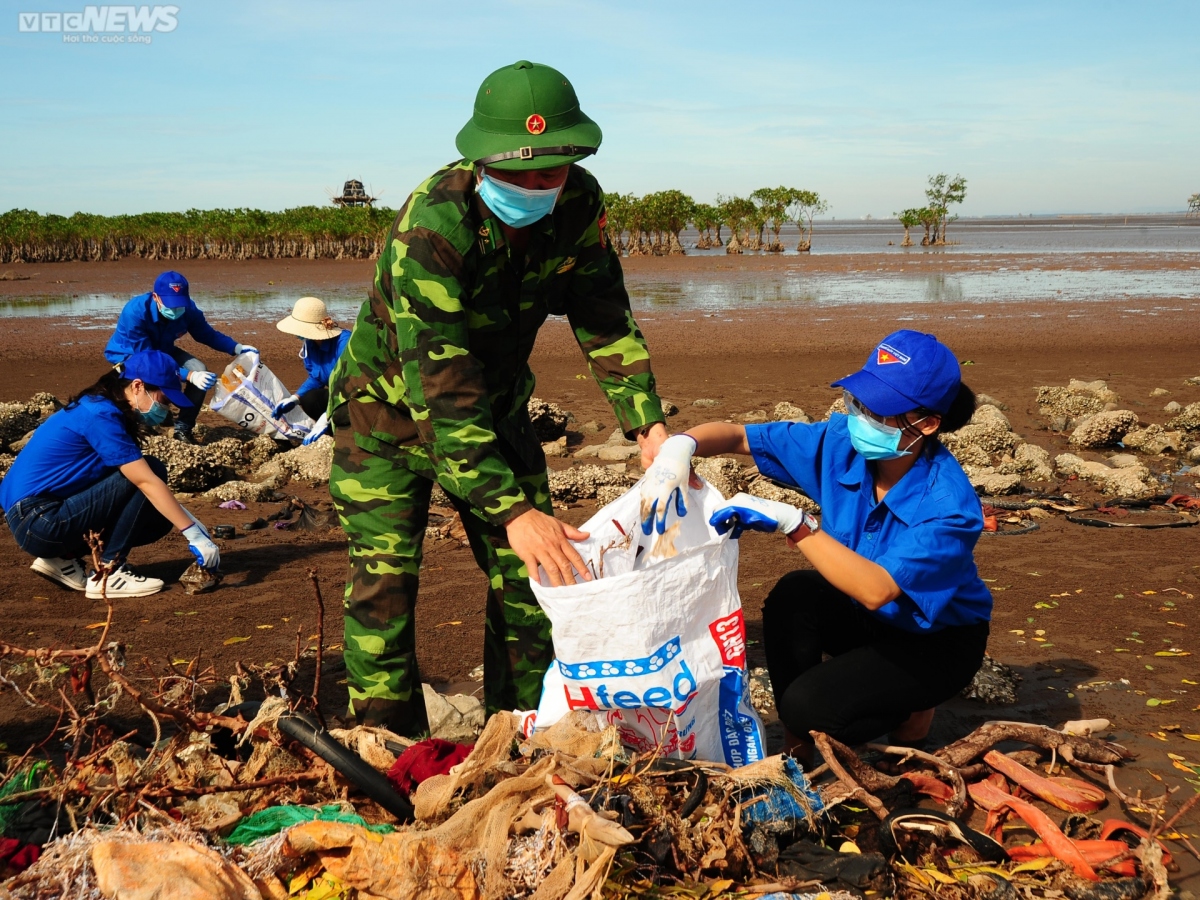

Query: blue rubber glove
<box><xmin>182</xmin><ymin>522</ymin><xmax>220</xmax><ymax>569</ymax></box>
<box><xmin>186</xmin><ymin>370</ymin><xmax>218</xmax><ymax>391</ymax></box>
<box><xmin>302</xmin><ymin>412</ymin><xmax>329</xmax><ymax>445</ymax></box>
<box><xmin>273</xmin><ymin>394</ymin><xmax>300</xmax><ymax>417</ymax></box>
<box><xmin>709</xmin><ymin>492</ymin><xmax>818</xmax><ymax>540</ymax></box>
<box><xmin>234</xmin><ymin>343</ymin><xmax>258</xmax><ymax>356</ymax></box>
<box><xmin>639</xmin><ymin>434</ymin><xmax>696</xmax><ymax>535</ymax></box>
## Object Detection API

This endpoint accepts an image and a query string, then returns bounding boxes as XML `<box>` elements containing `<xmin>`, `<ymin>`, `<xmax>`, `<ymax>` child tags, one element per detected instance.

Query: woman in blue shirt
<box><xmin>1</xmin><ymin>350</ymin><xmax>220</xmax><ymax>599</ymax></box>
<box><xmin>641</xmin><ymin>330</ymin><xmax>991</xmax><ymax>762</ymax></box>
<box><xmin>270</xmin><ymin>297</ymin><xmax>350</xmax><ymax>444</ymax></box>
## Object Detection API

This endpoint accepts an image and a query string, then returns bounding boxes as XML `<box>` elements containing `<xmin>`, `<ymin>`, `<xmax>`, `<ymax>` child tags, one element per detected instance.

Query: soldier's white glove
<box><xmin>639</xmin><ymin>434</ymin><xmax>696</xmax><ymax>535</ymax></box>
<box><xmin>234</xmin><ymin>343</ymin><xmax>258</xmax><ymax>356</ymax></box>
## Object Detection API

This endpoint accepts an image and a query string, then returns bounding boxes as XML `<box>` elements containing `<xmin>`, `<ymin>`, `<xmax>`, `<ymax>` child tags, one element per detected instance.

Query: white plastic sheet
<box><xmin>209</xmin><ymin>350</ymin><xmax>315</xmax><ymax>440</ymax></box>
<box><xmin>531</xmin><ymin>481</ymin><xmax>766</xmax><ymax>766</ymax></box>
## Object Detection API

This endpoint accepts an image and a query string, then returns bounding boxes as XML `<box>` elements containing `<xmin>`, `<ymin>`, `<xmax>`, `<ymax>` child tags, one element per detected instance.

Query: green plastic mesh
<box><xmin>0</xmin><ymin>761</ymin><xmax>49</xmax><ymax>835</ymax></box>
<box><xmin>225</xmin><ymin>803</ymin><xmax>394</xmax><ymax>846</ymax></box>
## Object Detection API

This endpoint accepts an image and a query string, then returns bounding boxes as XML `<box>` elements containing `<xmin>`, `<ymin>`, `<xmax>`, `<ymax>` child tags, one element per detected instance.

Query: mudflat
<box><xmin>2</xmin><ymin>255</ymin><xmax>1198</xmax><ymax>883</ymax></box>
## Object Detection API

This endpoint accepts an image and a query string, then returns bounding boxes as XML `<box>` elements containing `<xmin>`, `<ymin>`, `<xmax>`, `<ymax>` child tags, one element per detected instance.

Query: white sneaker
<box><xmin>85</xmin><ymin>565</ymin><xmax>164</xmax><ymax>599</ymax></box>
<box><xmin>30</xmin><ymin>557</ymin><xmax>89</xmax><ymax>591</ymax></box>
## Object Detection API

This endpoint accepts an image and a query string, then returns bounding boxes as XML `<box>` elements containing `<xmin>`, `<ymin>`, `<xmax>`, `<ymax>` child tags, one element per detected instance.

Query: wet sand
<box><xmin>2</xmin><ymin>256</ymin><xmax>1199</xmax><ymax>881</ymax></box>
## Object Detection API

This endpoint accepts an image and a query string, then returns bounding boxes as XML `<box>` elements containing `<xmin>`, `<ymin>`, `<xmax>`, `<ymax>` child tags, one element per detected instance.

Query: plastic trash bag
<box><xmin>530</xmin><ymin>480</ymin><xmax>767</xmax><ymax>766</ymax></box>
<box><xmin>210</xmin><ymin>350</ymin><xmax>314</xmax><ymax>440</ymax></box>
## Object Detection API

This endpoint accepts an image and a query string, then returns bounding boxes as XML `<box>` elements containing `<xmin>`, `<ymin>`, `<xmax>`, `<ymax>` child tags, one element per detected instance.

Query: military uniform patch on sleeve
<box><xmin>598</xmin><ymin>209</ymin><xmax>608</xmax><ymax>248</ymax></box>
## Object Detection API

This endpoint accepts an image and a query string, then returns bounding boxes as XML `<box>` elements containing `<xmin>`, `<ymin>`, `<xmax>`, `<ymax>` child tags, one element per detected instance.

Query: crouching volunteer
<box><xmin>641</xmin><ymin>330</ymin><xmax>991</xmax><ymax>763</ymax></box>
<box><xmin>104</xmin><ymin>270</ymin><xmax>258</xmax><ymax>444</ymax></box>
<box><xmin>1</xmin><ymin>351</ymin><xmax>221</xmax><ymax>599</ymax></box>
<box><xmin>271</xmin><ymin>297</ymin><xmax>350</xmax><ymax>445</ymax></box>
<box><xmin>327</xmin><ymin>60</ymin><xmax>668</xmax><ymax>737</ymax></box>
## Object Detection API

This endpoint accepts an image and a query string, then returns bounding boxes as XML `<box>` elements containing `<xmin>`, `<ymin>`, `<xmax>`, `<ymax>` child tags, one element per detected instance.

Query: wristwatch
<box><xmin>788</xmin><ymin>511</ymin><xmax>821</xmax><ymax>542</ymax></box>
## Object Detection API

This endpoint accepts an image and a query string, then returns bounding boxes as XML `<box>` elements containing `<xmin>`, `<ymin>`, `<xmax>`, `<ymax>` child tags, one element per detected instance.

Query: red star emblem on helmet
<box><xmin>525</xmin><ymin>114</ymin><xmax>546</xmax><ymax>135</ymax></box>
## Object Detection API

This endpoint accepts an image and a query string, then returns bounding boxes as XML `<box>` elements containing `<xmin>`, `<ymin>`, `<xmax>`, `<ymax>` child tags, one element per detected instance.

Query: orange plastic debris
<box><xmin>983</xmin><ymin>750</ymin><xmax>1106</xmax><ymax>812</ymax></box>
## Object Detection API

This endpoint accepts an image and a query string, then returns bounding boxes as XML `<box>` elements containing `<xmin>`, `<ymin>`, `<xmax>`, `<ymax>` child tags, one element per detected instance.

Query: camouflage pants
<box><xmin>328</xmin><ymin>428</ymin><xmax>553</xmax><ymax>737</ymax></box>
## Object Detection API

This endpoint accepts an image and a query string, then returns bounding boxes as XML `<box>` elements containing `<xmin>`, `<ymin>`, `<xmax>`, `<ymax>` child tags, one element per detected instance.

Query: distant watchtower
<box><xmin>331</xmin><ymin>180</ymin><xmax>377</xmax><ymax>209</ymax></box>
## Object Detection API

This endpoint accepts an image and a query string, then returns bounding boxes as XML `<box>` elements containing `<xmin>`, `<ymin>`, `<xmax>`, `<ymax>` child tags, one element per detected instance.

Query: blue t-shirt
<box><xmin>104</xmin><ymin>292</ymin><xmax>238</xmax><ymax>364</ymax></box>
<box><xmin>296</xmin><ymin>330</ymin><xmax>351</xmax><ymax>397</ymax></box>
<box><xmin>746</xmin><ymin>416</ymin><xmax>992</xmax><ymax>633</ymax></box>
<box><xmin>0</xmin><ymin>397</ymin><xmax>143</xmax><ymax>512</ymax></box>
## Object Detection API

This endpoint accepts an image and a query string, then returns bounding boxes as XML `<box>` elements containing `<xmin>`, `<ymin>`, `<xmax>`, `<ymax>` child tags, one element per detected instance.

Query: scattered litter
<box><xmin>179</xmin><ymin>563</ymin><xmax>223</xmax><ymax>595</ymax></box>
<box><xmin>217</xmin><ymin>499</ymin><xmax>247</xmax><ymax>510</ymax></box>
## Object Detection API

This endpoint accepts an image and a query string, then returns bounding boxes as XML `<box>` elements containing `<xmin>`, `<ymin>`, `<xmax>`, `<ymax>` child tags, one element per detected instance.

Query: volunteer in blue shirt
<box><xmin>642</xmin><ymin>330</ymin><xmax>990</xmax><ymax>761</ymax></box>
<box><xmin>269</xmin><ymin>297</ymin><xmax>350</xmax><ymax>445</ymax></box>
<box><xmin>104</xmin><ymin>271</ymin><xmax>258</xmax><ymax>444</ymax></box>
<box><xmin>1</xmin><ymin>350</ymin><xmax>221</xmax><ymax>600</ymax></box>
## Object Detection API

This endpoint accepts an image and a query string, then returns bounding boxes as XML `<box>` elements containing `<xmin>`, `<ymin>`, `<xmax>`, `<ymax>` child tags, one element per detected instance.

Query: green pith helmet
<box><xmin>455</xmin><ymin>61</ymin><xmax>602</xmax><ymax>171</ymax></box>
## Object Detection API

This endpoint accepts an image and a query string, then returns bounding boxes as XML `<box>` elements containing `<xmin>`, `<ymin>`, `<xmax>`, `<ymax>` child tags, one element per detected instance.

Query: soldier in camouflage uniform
<box><xmin>328</xmin><ymin>60</ymin><xmax>668</xmax><ymax>735</ymax></box>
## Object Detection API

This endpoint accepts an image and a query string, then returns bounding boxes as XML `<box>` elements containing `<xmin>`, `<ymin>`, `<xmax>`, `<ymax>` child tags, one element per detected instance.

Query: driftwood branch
<box><xmin>811</xmin><ymin>731</ymin><xmax>889</xmax><ymax>820</ymax></box>
<box><xmin>937</xmin><ymin>721</ymin><xmax>1131</xmax><ymax>767</ymax></box>
<box><xmin>867</xmin><ymin>742</ymin><xmax>969</xmax><ymax>818</ymax></box>
<box><xmin>307</xmin><ymin>567</ymin><xmax>326</xmax><ymax>725</ymax></box>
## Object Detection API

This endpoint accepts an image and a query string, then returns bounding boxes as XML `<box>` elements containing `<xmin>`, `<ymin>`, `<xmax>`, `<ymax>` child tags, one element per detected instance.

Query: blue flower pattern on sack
<box><xmin>558</xmin><ymin>637</ymin><xmax>681</xmax><ymax>680</ymax></box>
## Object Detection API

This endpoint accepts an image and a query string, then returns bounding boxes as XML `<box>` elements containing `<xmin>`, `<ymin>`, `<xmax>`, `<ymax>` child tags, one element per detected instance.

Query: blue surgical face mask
<box><xmin>844</xmin><ymin>393</ymin><xmax>928</xmax><ymax>461</ymax></box>
<box><xmin>298</xmin><ymin>340</ymin><xmax>308</xmax><ymax>360</ymax></box>
<box><xmin>477</xmin><ymin>169</ymin><xmax>561</xmax><ymax>229</ymax></box>
<box><xmin>135</xmin><ymin>390</ymin><xmax>169</xmax><ymax>427</ymax></box>
<box><xmin>157</xmin><ymin>300</ymin><xmax>185</xmax><ymax>320</ymax></box>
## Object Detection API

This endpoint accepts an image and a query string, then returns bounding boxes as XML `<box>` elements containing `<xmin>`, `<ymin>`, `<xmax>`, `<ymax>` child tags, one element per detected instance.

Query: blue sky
<box><xmin>2</xmin><ymin>0</ymin><xmax>1198</xmax><ymax>217</ymax></box>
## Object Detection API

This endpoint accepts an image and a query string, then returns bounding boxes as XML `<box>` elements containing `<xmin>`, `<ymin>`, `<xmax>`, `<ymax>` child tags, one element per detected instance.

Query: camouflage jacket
<box><xmin>329</xmin><ymin>160</ymin><xmax>664</xmax><ymax>526</ymax></box>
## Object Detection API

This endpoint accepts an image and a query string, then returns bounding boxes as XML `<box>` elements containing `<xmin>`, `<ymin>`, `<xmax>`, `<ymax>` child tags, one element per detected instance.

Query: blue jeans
<box><xmin>5</xmin><ymin>456</ymin><xmax>174</xmax><ymax>564</ymax></box>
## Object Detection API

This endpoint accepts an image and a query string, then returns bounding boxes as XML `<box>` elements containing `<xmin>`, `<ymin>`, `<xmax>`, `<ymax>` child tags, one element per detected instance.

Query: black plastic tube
<box><xmin>277</xmin><ymin>711</ymin><xmax>415</xmax><ymax>823</ymax></box>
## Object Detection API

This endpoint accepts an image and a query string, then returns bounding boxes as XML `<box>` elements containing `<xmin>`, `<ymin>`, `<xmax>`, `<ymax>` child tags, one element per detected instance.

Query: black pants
<box><xmin>762</xmin><ymin>569</ymin><xmax>989</xmax><ymax>745</ymax></box>
<box><xmin>299</xmin><ymin>387</ymin><xmax>328</xmax><ymax>421</ymax></box>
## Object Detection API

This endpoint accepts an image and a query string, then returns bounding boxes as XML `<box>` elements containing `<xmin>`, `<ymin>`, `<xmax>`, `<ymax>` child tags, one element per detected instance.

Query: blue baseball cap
<box><xmin>152</xmin><ymin>270</ymin><xmax>191</xmax><ymax>308</ymax></box>
<box><xmin>831</xmin><ymin>330</ymin><xmax>961</xmax><ymax>416</ymax></box>
<box><xmin>121</xmin><ymin>350</ymin><xmax>193</xmax><ymax>407</ymax></box>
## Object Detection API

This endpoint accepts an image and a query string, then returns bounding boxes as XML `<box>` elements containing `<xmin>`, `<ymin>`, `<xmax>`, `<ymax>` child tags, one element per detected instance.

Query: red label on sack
<box><xmin>709</xmin><ymin>611</ymin><xmax>746</xmax><ymax>666</ymax></box>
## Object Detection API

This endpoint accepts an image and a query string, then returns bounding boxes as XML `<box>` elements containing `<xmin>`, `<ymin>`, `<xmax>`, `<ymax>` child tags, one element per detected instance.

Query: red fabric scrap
<box><xmin>386</xmin><ymin>738</ymin><xmax>473</xmax><ymax>797</ymax></box>
<box><xmin>0</xmin><ymin>837</ymin><xmax>40</xmax><ymax>875</ymax></box>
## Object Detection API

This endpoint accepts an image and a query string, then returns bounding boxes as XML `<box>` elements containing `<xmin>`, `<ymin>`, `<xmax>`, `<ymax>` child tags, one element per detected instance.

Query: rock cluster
<box><xmin>572</xmin><ymin>429</ymin><xmax>640</xmax><ymax>461</ymax></box>
<box><xmin>940</xmin><ymin>405</ymin><xmax>1049</xmax><ymax>495</ymax></box>
<box><xmin>1035</xmin><ymin>379</ymin><xmax>1119</xmax><ymax>428</ymax></box>
<box><xmin>692</xmin><ymin>457</ymin><xmax>743</xmax><ymax>499</ymax></box>
<box><xmin>1122</xmin><ymin>424</ymin><xmax>1185</xmax><ymax>456</ymax></box>
<box><xmin>0</xmin><ymin>392</ymin><xmax>61</xmax><ymax>451</ymax></box>
<box><xmin>548</xmin><ymin>464</ymin><xmax>631</xmax><ymax>502</ymax></box>
<box><xmin>822</xmin><ymin>397</ymin><xmax>847</xmax><ymax>420</ymax></box>
<box><xmin>1167</xmin><ymin>401</ymin><xmax>1200</xmax><ymax>432</ymax></box>
<box><xmin>961</xmin><ymin>655</ymin><xmax>1021</xmax><ymax>705</ymax></box>
<box><xmin>527</xmin><ymin>397</ymin><xmax>569</xmax><ymax>441</ymax></box>
<box><xmin>253</xmin><ymin>436</ymin><xmax>335</xmax><ymax>485</ymax></box>
<box><xmin>200</xmin><ymin>477</ymin><xmax>283</xmax><ymax>503</ymax></box>
<box><xmin>745</xmin><ymin>475</ymin><xmax>819</xmax><ymax>513</ymax></box>
<box><xmin>1068</xmin><ymin>410</ymin><xmax>1140</xmax><ymax>449</ymax></box>
<box><xmin>144</xmin><ymin>435</ymin><xmax>272</xmax><ymax>493</ymax></box>
<box><xmin>772</xmin><ymin>402</ymin><xmax>810</xmax><ymax>423</ymax></box>
<box><xmin>1055</xmin><ymin>452</ymin><xmax>1155</xmax><ymax>499</ymax></box>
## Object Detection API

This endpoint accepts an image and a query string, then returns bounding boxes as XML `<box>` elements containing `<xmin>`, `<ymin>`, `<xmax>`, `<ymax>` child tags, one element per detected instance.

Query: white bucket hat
<box><xmin>276</xmin><ymin>296</ymin><xmax>344</xmax><ymax>341</ymax></box>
